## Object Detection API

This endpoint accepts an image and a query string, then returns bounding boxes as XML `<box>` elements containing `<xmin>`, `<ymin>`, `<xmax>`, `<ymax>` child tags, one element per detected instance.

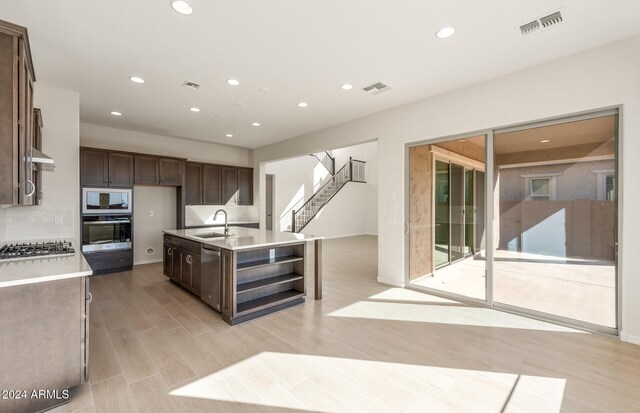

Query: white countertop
<box><xmin>0</xmin><ymin>252</ymin><xmax>93</xmax><ymax>288</ymax></box>
<box><xmin>163</xmin><ymin>227</ymin><xmax>321</xmax><ymax>250</ymax></box>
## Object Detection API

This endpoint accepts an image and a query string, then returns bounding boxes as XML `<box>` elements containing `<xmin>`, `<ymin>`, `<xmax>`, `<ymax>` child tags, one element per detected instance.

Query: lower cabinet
<box><xmin>181</xmin><ymin>250</ymin><xmax>201</xmax><ymax>295</ymax></box>
<box><xmin>83</xmin><ymin>249</ymin><xmax>133</xmax><ymax>275</ymax></box>
<box><xmin>163</xmin><ymin>237</ymin><xmax>201</xmax><ymax>295</ymax></box>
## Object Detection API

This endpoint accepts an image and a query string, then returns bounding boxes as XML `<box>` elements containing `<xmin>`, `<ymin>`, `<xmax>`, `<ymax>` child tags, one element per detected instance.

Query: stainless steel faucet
<box><xmin>214</xmin><ymin>209</ymin><xmax>229</xmax><ymax>234</ymax></box>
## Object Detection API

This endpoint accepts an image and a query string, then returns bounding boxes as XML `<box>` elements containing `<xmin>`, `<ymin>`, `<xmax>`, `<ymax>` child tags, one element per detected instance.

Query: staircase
<box><xmin>289</xmin><ymin>157</ymin><xmax>366</xmax><ymax>233</ymax></box>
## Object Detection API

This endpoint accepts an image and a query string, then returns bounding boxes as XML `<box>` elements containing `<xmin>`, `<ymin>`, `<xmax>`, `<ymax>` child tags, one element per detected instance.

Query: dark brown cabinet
<box><xmin>134</xmin><ymin>155</ymin><xmax>159</xmax><ymax>185</ymax></box>
<box><xmin>80</xmin><ymin>149</ymin><xmax>109</xmax><ymax>187</ymax></box>
<box><xmin>163</xmin><ymin>235</ymin><xmax>201</xmax><ymax>294</ymax></box>
<box><xmin>237</xmin><ymin>167</ymin><xmax>254</xmax><ymax>205</ymax></box>
<box><xmin>185</xmin><ymin>162</ymin><xmax>203</xmax><ymax>205</ymax></box>
<box><xmin>0</xmin><ymin>20</ymin><xmax>36</xmax><ymax>205</ymax></box>
<box><xmin>80</xmin><ymin>148</ymin><xmax>133</xmax><ymax>187</ymax></box>
<box><xmin>163</xmin><ymin>243</ymin><xmax>180</xmax><ymax>282</ymax></box>
<box><xmin>159</xmin><ymin>158</ymin><xmax>182</xmax><ymax>186</ymax></box>
<box><xmin>185</xmin><ymin>162</ymin><xmax>253</xmax><ymax>206</ymax></box>
<box><xmin>108</xmin><ymin>152</ymin><xmax>134</xmax><ymax>187</ymax></box>
<box><xmin>181</xmin><ymin>250</ymin><xmax>201</xmax><ymax>294</ymax></box>
<box><xmin>203</xmin><ymin>164</ymin><xmax>222</xmax><ymax>204</ymax></box>
<box><xmin>222</xmin><ymin>167</ymin><xmax>238</xmax><ymax>205</ymax></box>
<box><xmin>134</xmin><ymin>155</ymin><xmax>182</xmax><ymax>186</ymax></box>
<box><xmin>32</xmin><ymin>108</ymin><xmax>43</xmax><ymax>204</ymax></box>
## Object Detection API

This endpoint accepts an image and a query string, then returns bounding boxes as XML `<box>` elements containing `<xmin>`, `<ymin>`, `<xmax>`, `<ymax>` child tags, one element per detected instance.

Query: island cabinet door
<box><xmin>189</xmin><ymin>251</ymin><xmax>202</xmax><ymax>295</ymax></box>
<box><xmin>163</xmin><ymin>243</ymin><xmax>173</xmax><ymax>277</ymax></box>
<box><xmin>180</xmin><ymin>249</ymin><xmax>193</xmax><ymax>289</ymax></box>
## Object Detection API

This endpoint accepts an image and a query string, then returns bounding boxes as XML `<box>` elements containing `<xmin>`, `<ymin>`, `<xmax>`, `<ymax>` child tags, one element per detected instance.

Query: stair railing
<box><xmin>291</xmin><ymin>157</ymin><xmax>366</xmax><ymax>232</ymax></box>
<box><xmin>311</xmin><ymin>151</ymin><xmax>335</xmax><ymax>176</ymax></box>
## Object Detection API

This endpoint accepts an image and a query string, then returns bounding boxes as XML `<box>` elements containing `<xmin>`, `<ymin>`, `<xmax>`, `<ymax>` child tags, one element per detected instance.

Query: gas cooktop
<box><xmin>0</xmin><ymin>241</ymin><xmax>76</xmax><ymax>261</ymax></box>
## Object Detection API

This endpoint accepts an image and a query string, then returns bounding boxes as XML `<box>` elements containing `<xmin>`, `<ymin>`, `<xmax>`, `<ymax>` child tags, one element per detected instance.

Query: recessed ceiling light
<box><xmin>129</xmin><ymin>76</ymin><xmax>145</xmax><ymax>84</ymax></box>
<box><xmin>170</xmin><ymin>0</ymin><xmax>193</xmax><ymax>15</ymax></box>
<box><xmin>341</xmin><ymin>83</ymin><xmax>353</xmax><ymax>90</ymax></box>
<box><xmin>298</xmin><ymin>102</ymin><xmax>308</xmax><ymax>108</ymax></box>
<box><xmin>227</xmin><ymin>79</ymin><xmax>240</xmax><ymax>86</ymax></box>
<box><xmin>540</xmin><ymin>139</ymin><xmax>550</xmax><ymax>143</ymax></box>
<box><xmin>189</xmin><ymin>107</ymin><xmax>200</xmax><ymax>112</ymax></box>
<box><xmin>225</xmin><ymin>134</ymin><xmax>233</xmax><ymax>138</ymax></box>
<box><xmin>436</xmin><ymin>27</ymin><xmax>455</xmax><ymax>39</ymax></box>
<box><xmin>252</xmin><ymin>122</ymin><xmax>261</xmax><ymax>127</ymax></box>
<box><xmin>110</xmin><ymin>111</ymin><xmax>122</xmax><ymax>116</ymax></box>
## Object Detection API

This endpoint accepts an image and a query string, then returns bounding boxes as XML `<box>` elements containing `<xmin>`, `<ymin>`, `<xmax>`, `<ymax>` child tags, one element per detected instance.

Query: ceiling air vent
<box><xmin>519</xmin><ymin>20</ymin><xmax>540</xmax><ymax>35</ymax></box>
<box><xmin>362</xmin><ymin>82</ymin><xmax>391</xmax><ymax>95</ymax></box>
<box><xmin>540</xmin><ymin>11</ymin><xmax>563</xmax><ymax>28</ymax></box>
<box><xmin>183</xmin><ymin>81</ymin><xmax>201</xmax><ymax>90</ymax></box>
<box><xmin>519</xmin><ymin>9</ymin><xmax>566</xmax><ymax>37</ymax></box>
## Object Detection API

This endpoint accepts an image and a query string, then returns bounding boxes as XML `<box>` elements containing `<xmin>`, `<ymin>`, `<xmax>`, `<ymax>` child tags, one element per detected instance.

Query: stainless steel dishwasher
<box><xmin>200</xmin><ymin>245</ymin><xmax>221</xmax><ymax>311</ymax></box>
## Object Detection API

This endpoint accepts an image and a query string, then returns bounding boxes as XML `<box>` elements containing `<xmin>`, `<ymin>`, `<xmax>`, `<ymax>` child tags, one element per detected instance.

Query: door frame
<box><xmin>404</xmin><ymin>106</ymin><xmax>622</xmax><ymax>336</ymax></box>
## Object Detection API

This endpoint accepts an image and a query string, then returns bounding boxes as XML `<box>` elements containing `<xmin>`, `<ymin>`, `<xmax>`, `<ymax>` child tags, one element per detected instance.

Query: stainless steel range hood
<box><xmin>31</xmin><ymin>148</ymin><xmax>55</xmax><ymax>171</ymax></box>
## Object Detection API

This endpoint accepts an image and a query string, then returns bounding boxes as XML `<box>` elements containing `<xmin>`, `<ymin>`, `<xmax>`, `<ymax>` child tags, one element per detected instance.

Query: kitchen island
<box><xmin>0</xmin><ymin>252</ymin><xmax>92</xmax><ymax>413</ymax></box>
<box><xmin>163</xmin><ymin>227</ymin><xmax>322</xmax><ymax>325</ymax></box>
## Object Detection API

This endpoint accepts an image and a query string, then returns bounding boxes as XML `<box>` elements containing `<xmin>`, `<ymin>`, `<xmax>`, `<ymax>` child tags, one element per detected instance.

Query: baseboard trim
<box><xmin>377</xmin><ymin>276</ymin><xmax>405</xmax><ymax>288</ymax></box>
<box><xmin>134</xmin><ymin>258</ymin><xmax>162</xmax><ymax>266</ymax></box>
<box><xmin>620</xmin><ymin>331</ymin><xmax>640</xmax><ymax>345</ymax></box>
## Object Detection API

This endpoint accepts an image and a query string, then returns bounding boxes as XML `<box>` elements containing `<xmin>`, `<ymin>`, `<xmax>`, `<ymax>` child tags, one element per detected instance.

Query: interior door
<box><xmin>266</xmin><ymin>174</ymin><xmax>274</xmax><ymax>230</ymax></box>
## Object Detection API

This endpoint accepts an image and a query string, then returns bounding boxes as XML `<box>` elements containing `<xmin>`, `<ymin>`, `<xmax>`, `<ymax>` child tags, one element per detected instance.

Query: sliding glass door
<box><xmin>408</xmin><ymin>110</ymin><xmax>618</xmax><ymax>333</ymax></box>
<box><xmin>492</xmin><ymin>114</ymin><xmax>618</xmax><ymax>329</ymax></box>
<box><xmin>408</xmin><ymin>136</ymin><xmax>487</xmax><ymax>301</ymax></box>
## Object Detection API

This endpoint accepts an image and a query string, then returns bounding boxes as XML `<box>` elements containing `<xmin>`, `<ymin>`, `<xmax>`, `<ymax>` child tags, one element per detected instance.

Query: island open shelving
<box><xmin>163</xmin><ymin>227</ymin><xmax>322</xmax><ymax>325</ymax></box>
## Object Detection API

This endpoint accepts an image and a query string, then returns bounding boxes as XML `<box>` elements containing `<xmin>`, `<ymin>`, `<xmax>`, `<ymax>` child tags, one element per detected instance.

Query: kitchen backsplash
<box><xmin>185</xmin><ymin>205</ymin><xmax>259</xmax><ymax>227</ymax></box>
<box><xmin>0</xmin><ymin>204</ymin><xmax>75</xmax><ymax>243</ymax></box>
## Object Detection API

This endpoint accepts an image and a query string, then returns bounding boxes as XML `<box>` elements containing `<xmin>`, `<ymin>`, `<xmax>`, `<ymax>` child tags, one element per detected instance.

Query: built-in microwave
<box><xmin>82</xmin><ymin>215</ymin><xmax>132</xmax><ymax>252</ymax></box>
<box><xmin>82</xmin><ymin>188</ymin><xmax>132</xmax><ymax>215</ymax></box>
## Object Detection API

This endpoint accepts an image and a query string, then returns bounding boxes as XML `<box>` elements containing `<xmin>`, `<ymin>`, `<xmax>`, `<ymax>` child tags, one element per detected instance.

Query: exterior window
<box><xmin>520</xmin><ymin>173</ymin><xmax>560</xmax><ymax>201</ymax></box>
<box><xmin>605</xmin><ymin>174</ymin><xmax>615</xmax><ymax>201</ymax></box>
<box><xmin>592</xmin><ymin>169</ymin><xmax>615</xmax><ymax>201</ymax></box>
<box><xmin>530</xmin><ymin>178</ymin><xmax>551</xmax><ymax>201</ymax></box>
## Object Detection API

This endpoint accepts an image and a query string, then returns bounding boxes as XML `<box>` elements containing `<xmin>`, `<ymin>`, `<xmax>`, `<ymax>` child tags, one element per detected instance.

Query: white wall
<box><xmin>253</xmin><ymin>35</ymin><xmax>640</xmax><ymax>344</ymax></box>
<box><xmin>80</xmin><ymin>123</ymin><xmax>251</xmax><ymax>166</ymax></box>
<box><xmin>0</xmin><ymin>84</ymin><xmax>80</xmax><ymax>244</ymax></box>
<box><xmin>264</xmin><ymin>141</ymin><xmax>377</xmax><ymax>238</ymax></box>
<box><xmin>133</xmin><ymin>186</ymin><xmax>176</xmax><ymax>265</ymax></box>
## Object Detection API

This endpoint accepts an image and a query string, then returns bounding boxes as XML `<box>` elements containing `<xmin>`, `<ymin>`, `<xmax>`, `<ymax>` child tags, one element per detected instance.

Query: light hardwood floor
<box><xmin>53</xmin><ymin>235</ymin><xmax>640</xmax><ymax>413</ymax></box>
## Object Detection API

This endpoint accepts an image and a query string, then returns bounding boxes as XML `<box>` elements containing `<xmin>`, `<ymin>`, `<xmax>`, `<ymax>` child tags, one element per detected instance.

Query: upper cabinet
<box><xmin>202</xmin><ymin>164</ymin><xmax>222</xmax><ymax>204</ymax></box>
<box><xmin>237</xmin><ymin>167</ymin><xmax>254</xmax><ymax>205</ymax></box>
<box><xmin>108</xmin><ymin>152</ymin><xmax>134</xmax><ymax>187</ymax></box>
<box><xmin>159</xmin><ymin>158</ymin><xmax>182</xmax><ymax>186</ymax></box>
<box><xmin>221</xmin><ymin>167</ymin><xmax>237</xmax><ymax>205</ymax></box>
<box><xmin>0</xmin><ymin>20</ymin><xmax>36</xmax><ymax>205</ymax></box>
<box><xmin>185</xmin><ymin>162</ymin><xmax>202</xmax><ymax>205</ymax></box>
<box><xmin>134</xmin><ymin>156</ymin><xmax>182</xmax><ymax>186</ymax></box>
<box><xmin>80</xmin><ymin>148</ymin><xmax>132</xmax><ymax>187</ymax></box>
<box><xmin>184</xmin><ymin>162</ymin><xmax>253</xmax><ymax>206</ymax></box>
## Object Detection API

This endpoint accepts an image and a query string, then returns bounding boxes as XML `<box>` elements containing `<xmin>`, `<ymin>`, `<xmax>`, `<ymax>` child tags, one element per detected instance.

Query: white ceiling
<box><xmin>2</xmin><ymin>0</ymin><xmax>640</xmax><ymax>149</ymax></box>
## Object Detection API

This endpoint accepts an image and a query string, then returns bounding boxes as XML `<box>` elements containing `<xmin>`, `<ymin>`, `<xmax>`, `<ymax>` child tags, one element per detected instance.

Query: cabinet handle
<box><xmin>87</xmin><ymin>291</ymin><xmax>93</xmax><ymax>304</ymax></box>
<box><xmin>25</xmin><ymin>180</ymin><xmax>36</xmax><ymax>197</ymax></box>
<box><xmin>104</xmin><ymin>177</ymin><xmax>107</xmax><ymax>184</ymax></box>
<box><xmin>167</xmin><ymin>248</ymin><xmax>172</xmax><ymax>256</ymax></box>
<box><xmin>109</xmin><ymin>177</ymin><xmax>113</xmax><ymax>184</ymax></box>
<box><xmin>186</xmin><ymin>254</ymin><xmax>192</xmax><ymax>265</ymax></box>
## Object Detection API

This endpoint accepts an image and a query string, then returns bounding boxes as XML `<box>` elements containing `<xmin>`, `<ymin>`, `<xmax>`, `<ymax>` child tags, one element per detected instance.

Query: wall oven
<box><xmin>82</xmin><ymin>188</ymin><xmax>132</xmax><ymax>215</ymax></box>
<box><xmin>81</xmin><ymin>215</ymin><xmax>132</xmax><ymax>252</ymax></box>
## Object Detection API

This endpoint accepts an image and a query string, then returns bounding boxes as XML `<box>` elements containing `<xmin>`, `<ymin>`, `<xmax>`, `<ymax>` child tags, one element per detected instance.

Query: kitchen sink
<box><xmin>195</xmin><ymin>232</ymin><xmax>233</xmax><ymax>239</ymax></box>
